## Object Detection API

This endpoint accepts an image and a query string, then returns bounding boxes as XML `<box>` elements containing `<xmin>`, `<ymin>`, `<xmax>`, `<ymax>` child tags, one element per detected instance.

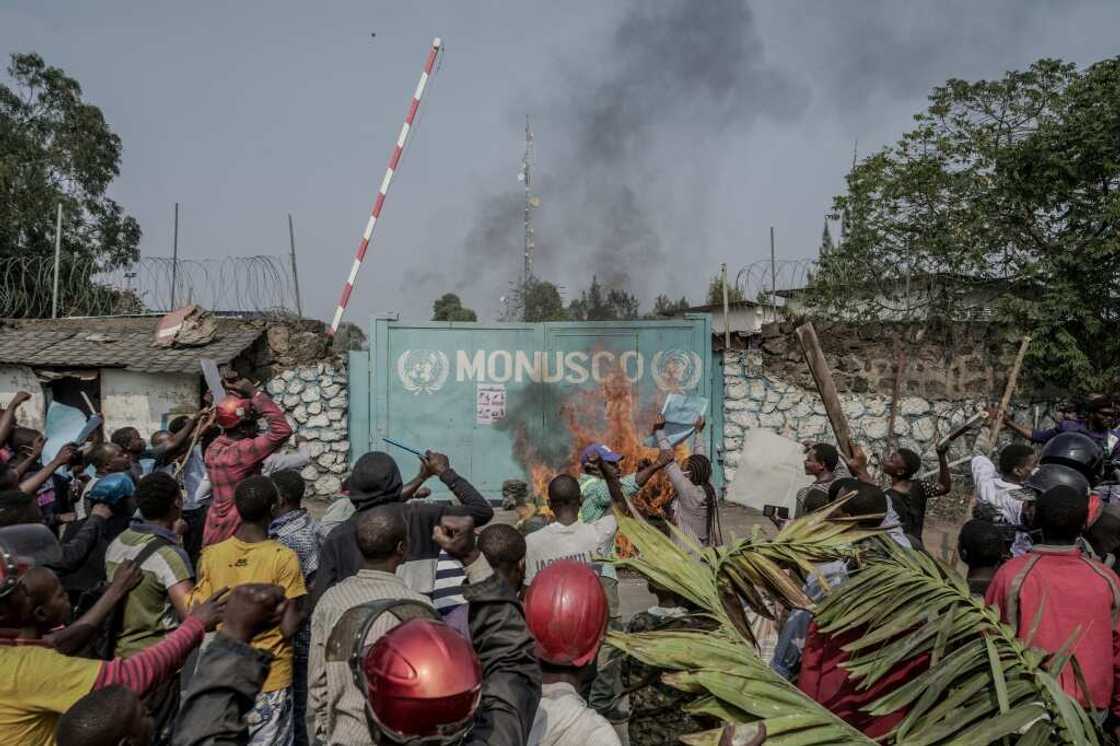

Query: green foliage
<box><xmin>520</xmin><ymin>278</ymin><xmax>568</xmax><ymax>322</ymax></box>
<box><xmin>706</xmin><ymin>275</ymin><xmax>745</xmax><ymax>306</ymax></box>
<box><xmin>567</xmin><ymin>275</ymin><xmax>640</xmax><ymax>321</ymax></box>
<box><xmin>0</xmin><ymin>52</ymin><xmax>140</xmax><ymax>267</ymax></box>
<box><xmin>645</xmin><ymin>294</ymin><xmax>692</xmax><ymax>318</ymax></box>
<box><xmin>810</xmin><ymin>57</ymin><xmax>1120</xmax><ymax>392</ymax></box>
<box><xmin>431</xmin><ymin>292</ymin><xmax>478</xmax><ymax>322</ymax></box>
<box><xmin>819</xmin><ymin>218</ymin><xmax>834</xmax><ymax>257</ymax></box>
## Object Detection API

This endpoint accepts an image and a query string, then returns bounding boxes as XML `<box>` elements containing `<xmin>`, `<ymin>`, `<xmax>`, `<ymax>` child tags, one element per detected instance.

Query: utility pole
<box><xmin>288</xmin><ymin>213</ymin><xmax>303</xmax><ymax>317</ymax></box>
<box><xmin>170</xmin><ymin>202</ymin><xmax>180</xmax><ymax>309</ymax></box>
<box><xmin>51</xmin><ymin>204</ymin><xmax>62</xmax><ymax>319</ymax></box>
<box><xmin>769</xmin><ymin>225</ymin><xmax>777</xmax><ymax>304</ymax></box>
<box><xmin>720</xmin><ymin>262</ymin><xmax>730</xmax><ymax>351</ymax></box>
<box><xmin>520</xmin><ymin>114</ymin><xmax>536</xmax><ymax>289</ymax></box>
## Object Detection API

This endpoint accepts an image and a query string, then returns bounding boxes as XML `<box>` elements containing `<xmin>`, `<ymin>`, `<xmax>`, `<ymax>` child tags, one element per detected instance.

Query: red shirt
<box><xmin>202</xmin><ymin>392</ymin><xmax>292</xmax><ymax>546</ymax></box>
<box><xmin>986</xmin><ymin>545</ymin><xmax>1120</xmax><ymax>715</ymax></box>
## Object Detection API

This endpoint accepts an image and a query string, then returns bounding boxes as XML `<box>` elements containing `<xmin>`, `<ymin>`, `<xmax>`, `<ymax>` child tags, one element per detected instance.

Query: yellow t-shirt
<box><xmin>0</xmin><ymin>644</ymin><xmax>101</xmax><ymax>746</ymax></box>
<box><xmin>192</xmin><ymin>537</ymin><xmax>307</xmax><ymax>692</ymax></box>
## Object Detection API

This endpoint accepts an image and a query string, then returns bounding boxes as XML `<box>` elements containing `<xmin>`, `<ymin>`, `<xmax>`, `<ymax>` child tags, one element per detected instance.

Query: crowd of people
<box><xmin>0</xmin><ymin>378</ymin><xmax>1119</xmax><ymax>745</ymax></box>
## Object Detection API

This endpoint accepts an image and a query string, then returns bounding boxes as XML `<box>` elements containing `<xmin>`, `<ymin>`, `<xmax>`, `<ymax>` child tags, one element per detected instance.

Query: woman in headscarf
<box><xmin>650</xmin><ymin>416</ymin><xmax>723</xmax><ymax>548</ymax></box>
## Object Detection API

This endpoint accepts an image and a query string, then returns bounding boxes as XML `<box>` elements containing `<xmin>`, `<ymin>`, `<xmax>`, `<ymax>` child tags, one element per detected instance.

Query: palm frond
<box><xmin>814</xmin><ymin>538</ymin><xmax>1100</xmax><ymax>746</ymax></box>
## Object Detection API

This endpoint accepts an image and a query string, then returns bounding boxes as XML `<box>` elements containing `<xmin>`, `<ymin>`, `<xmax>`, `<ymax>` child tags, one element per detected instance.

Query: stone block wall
<box><xmin>265</xmin><ymin>361</ymin><xmax>349</xmax><ymax>499</ymax></box>
<box><xmin>720</xmin><ymin>350</ymin><xmax>1057</xmax><ymax>487</ymax></box>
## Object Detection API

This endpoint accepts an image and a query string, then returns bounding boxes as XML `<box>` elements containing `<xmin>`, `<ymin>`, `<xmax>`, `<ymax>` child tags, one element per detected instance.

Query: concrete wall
<box><xmin>266</xmin><ymin>362</ymin><xmax>349</xmax><ymax>499</ymax></box>
<box><xmin>0</xmin><ymin>365</ymin><xmax>46</xmax><ymax>431</ymax></box>
<box><xmin>100</xmin><ymin>369</ymin><xmax>199</xmax><ymax>438</ymax></box>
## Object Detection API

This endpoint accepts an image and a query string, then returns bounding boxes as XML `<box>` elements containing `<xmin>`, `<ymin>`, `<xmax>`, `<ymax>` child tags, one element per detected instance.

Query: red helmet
<box><xmin>362</xmin><ymin>618</ymin><xmax>482</xmax><ymax>743</ymax></box>
<box><xmin>524</xmin><ymin>560</ymin><xmax>608</xmax><ymax>667</ymax></box>
<box><xmin>214</xmin><ymin>395</ymin><xmax>251</xmax><ymax>429</ymax></box>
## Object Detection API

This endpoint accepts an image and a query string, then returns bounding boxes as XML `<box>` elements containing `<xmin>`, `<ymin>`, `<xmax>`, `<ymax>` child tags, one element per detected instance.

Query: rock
<box><xmin>725</xmin><ymin>381</ymin><xmax>748</xmax><ymax>401</ymax></box>
<box><xmin>331</xmin><ymin>440</ymin><xmax>350</xmax><ymax>453</ymax></box>
<box><xmin>748</xmin><ymin>381</ymin><xmax>767</xmax><ymax>401</ymax></box>
<box><xmin>788</xmin><ymin>399</ymin><xmax>813</xmax><ymax>419</ymax></box>
<box><xmin>900</xmin><ymin>397</ymin><xmax>930</xmax><ymax>416</ymax></box>
<box><xmin>776</xmin><ymin>392</ymin><xmax>803</xmax><ymax>412</ymax></box>
<box><xmin>759</xmin><ymin>412</ymin><xmax>785</xmax><ymax>429</ymax></box>
<box><xmin>306</xmin><ymin>414</ymin><xmax>331</xmax><ymax>428</ymax></box>
<box><xmin>328</xmin><ymin>394</ymin><xmax>348</xmax><ymax>409</ymax></box>
<box><xmin>799</xmin><ymin>415</ymin><xmax>828</xmax><ymax>436</ymax></box>
<box><xmin>308</xmin><ymin>441</ymin><xmax>328</xmax><ymax>458</ymax></box>
<box><xmin>286</xmin><ymin>378</ymin><xmax>305</xmax><ymax>395</ymax></box>
<box><xmin>842</xmin><ymin>399</ymin><xmax>865</xmax><ymax>420</ymax></box>
<box><xmin>911</xmin><ymin>417</ymin><xmax>937</xmax><ymax>442</ymax></box>
<box><xmin>285</xmin><ymin>416</ymin><xmax>298</xmax><ymax>432</ymax></box>
<box><xmin>811</xmin><ymin>399</ymin><xmax>827</xmax><ymax>416</ymax></box>
<box><xmin>314</xmin><ymin>475</ymin><xmax>342</xmax><ymax>496</ymax></box>
<box><xmin>281</xmin><ymin>369</ymin><xmax>296</xmax><ymax>382</ymax></box>
<box><xmin>282</xmin><ymin>393</ymin><xmax>301</xmax><ymax>408</ymax></box>
<box><xmin>319</xmin><ymin>428</ymin><xmax>343</xmax><ymax>443</ymax></box>
<box><xmin>866</xmin><ymin>398</ymin><xmax>887</xmax><ymax>417</ymax></box>
<box><xmin>730</xmin><ymin>411</ymin><xmax>759</xmax><ymax>430</ymax></box>
<box><xmin>317</xmin><ymin>451</ymin><xmax>339</xmax><ymax>468</ymax></box>
<box><xmin>863</xmin><ymin>417</ymin><xmax>889</xmax><ymax>439</ymax></box>
<box><xmin>725</xmin><ymin>450</ymin><xmax>742</xmax><ymax>468</ymax></box>
<box><xmin>723</xmin><ymin>467</ymin><xmax>737</xmax><ymax>483</ymax></box>
<box><xmin>300</xmin><ymin>465</ymin><xmax>319</xmax><ymax>482</ymax></box>
<box><xmin>725</xmin><ymin>398</ymin><xmax>749</xmax><ymax>411</ymax></box>
<box><xmin>299</xmin><ymin>367</ymin><xmax>319</xmax><ymax>382</ymax></box>
<box><xmin>323</xmin><ymin>384</ymin><xmax>342</xmax><ymax>399</ymax></box>
<box><xmin>328</xmin><ymin>408</ymin><xmax>344</xmax><ymax>422</ymax></box>
<box><xmin>266</xmin><ymin>379</ymin><xmax>285</xmax><ymax>396</ymax></box>
<box><xmin>292</xmin><ymin>404</ymin><xmax>309</xmax><ymax>424</ymax></box>
<box><xmin>301</xmin><ymin>385</ymin><xmax>321</xmax><ymax>403</ymax></box>
<box><xmin>893</xmin><ymin>417</ymin><xmax>910</xmax><ymax>437</ymax></box>
<box><xmin>307</xmin><ymin>401</ymin><xmax>322</xmax><ymax>415</ymax></box>
<box><xmin>764</xmin><ymin>390</ymin><xmax>781</xmax><ymax>407</ymax></box>
<box><xmin>329</xmin><ymin>462</ymin><xmax>348</xmax><ymax>474</ymax></box>
<box><xmin>724</xmin><ymin>436</ymin><xmax>743</xmax><ymax>453</ymax></box>
<box><xmin>267</xmin><ymin>325</ymin><xmax>291</xmax><ymax>355</ymax></box>
<box><xmin>724</xmin><ymin>423</ymin><xmax>743</xmax><ymax>439</ymax></box>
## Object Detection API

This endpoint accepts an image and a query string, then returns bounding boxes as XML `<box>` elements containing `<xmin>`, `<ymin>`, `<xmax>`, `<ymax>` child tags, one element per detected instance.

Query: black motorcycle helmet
<box><xmin>1039</xmin><ymin>432</ymin><xmax>1104</xmax><ymax>485</ymax></box>
<box><xmin>1023</xmin><ymin>462</ymin><xmax>1091</xmax><ymax>497</ymax></box>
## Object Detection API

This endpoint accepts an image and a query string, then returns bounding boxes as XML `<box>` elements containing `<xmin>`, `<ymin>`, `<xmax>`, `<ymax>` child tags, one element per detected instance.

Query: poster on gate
<box><xmin>476</xmin><ymin>383</ymin><xmax>506</xmax><ymax>425</ymax></box>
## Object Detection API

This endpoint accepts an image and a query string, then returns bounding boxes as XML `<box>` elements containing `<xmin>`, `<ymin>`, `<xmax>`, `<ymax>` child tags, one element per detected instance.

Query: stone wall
<box><xmin>720</xmin><ymin>350</ymin><xmax>1058</xmax><ymax>488</ymax></box>
<box><xmin>265</xmin><ymin>362</ymin><xmax>349</xmax><ymax>499</ymax></box>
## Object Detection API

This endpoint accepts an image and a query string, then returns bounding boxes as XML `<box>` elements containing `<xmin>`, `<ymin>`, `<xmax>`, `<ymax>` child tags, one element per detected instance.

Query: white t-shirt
<box><xmin>527</xmin><ymin>682</ymin><xmax>621</xmax><ymax>746</ymax></box>
<box><xmin>523</xmin><ymin>516</ymin><xmax>617</xmax><ymax>586</ymax></box>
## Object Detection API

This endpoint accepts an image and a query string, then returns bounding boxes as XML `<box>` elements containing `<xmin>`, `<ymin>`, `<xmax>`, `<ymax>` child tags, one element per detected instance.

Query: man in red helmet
<box><xmin>203</xmin><ymin>379</ymin><xmax>293</xmax><ymax>546</ymax></box>
<box><xmin>524</xmin><ymin>560</ymin><xmax>619</xmax><ymax>745</ymax></box>
<box><xmin>176</xmin><ymin>513</ymin><xmax>541</xmax><ymax>745</ymax></box>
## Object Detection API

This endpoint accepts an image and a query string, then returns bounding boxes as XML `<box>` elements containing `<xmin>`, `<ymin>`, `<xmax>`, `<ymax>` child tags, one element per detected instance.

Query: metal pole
<box><xmin>720</xmin><ymin>262</ymin><xmax>730</xmax><ymax>350</ymax></box>
<box><xmin>51</xmin><ymin>203</ymin><xmax>62</xmax><ymax>319</ymax></box>
<box><xmin>288</xmin><ymin>213</ymin><xmax>303</xmax><ymax>317</ymax></box>
<box><xmin>170</xmin><ymin>202</ymin><xmax>179</xmax><ymax>309</ymax></box>
<box><xmin>769</xmin><ymin>225</ymin><xmax>777</xmax><ymax>303</ymax></box>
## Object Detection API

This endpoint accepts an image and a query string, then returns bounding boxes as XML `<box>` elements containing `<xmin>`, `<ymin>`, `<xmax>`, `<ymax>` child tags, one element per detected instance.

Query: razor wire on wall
<box><xmin>0</xmin><ymin>255</ymin><xmax>299</xmax><ymax>318</ymax></box>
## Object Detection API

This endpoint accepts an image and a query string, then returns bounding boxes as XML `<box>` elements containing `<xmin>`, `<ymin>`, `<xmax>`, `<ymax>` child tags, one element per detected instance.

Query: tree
<box><xmin>521</xmin><ymin>278</ymin><xmax>568</xmax><ymax>322</ymax></box>
<box><xmin>0</xmin><ymin>53</ymin><xmax>140</xmax><ymax>266</ymax></box>
<box><xmin>706</xmin><ymin>274</ymin><xmax>745</xmax><ymax>306</ymax></box>
<box><xmin>818</xmin><ymin>218</ymin><xmax>834</xmax><ymax>258</ymax></box>
<box><xmin>811</xmin><ymin>57</ymin><xmax>1120</xmax><ymax>392</ymax></box>
<box><xmin>645</xmin><ymin>294</ymin><xmax>691</xmax><ymax>318</ymax></box>
<box><xmin>567</xmin><ymin>276</ymin><xmax>640</xmax><ymax>321</ymax></box>
<box><xmin>431</xmin><ymin>293</ymin><xmax>478</xmax><ymax>322</ymax></box>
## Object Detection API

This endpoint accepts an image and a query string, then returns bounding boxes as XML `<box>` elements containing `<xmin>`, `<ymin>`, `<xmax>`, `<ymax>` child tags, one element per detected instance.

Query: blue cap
<box><xmin>580</xmin><ymin>443</ymin><xmax>622</xmax><ymax>466</ymax></box>
<box><xmin>89</xmin><ymin>472</ymin><xmax>135</xmax><ymax>506</ymax></box>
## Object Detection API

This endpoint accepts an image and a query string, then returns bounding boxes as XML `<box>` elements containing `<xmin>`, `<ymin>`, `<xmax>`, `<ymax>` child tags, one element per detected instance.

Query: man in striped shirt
<box><xmin>309</xmin><ymin>504</ymin><xmax>433</xmax><ymax>746</ymax></box>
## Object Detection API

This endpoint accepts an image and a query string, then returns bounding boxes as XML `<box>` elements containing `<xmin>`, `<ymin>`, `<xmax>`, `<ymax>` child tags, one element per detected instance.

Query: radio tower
<box><xmin>520</xmin><ymin>115</ymin><xmax>536</xmax><ymax>286</ymax></box>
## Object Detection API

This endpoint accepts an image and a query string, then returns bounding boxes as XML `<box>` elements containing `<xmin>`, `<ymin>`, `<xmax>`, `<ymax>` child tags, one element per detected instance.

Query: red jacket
<box><xmin>986</xmin><ymin>544</ymin><xmax>1120</xmax><ymax>715</ymax></box>
<box><xmin>798</xmin><ymin>622</ymin><xmax>927</xmax><ymax>738</ymax></box>
<box><xmin>202</xmin><ymin>392</ymin><xmax>292</xmax><ymax>546</ymax></box>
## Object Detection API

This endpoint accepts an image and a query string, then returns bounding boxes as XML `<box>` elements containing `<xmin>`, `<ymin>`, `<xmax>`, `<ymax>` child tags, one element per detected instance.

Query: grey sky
<box><xmin>3</xmin><ymin>1</ymin><xmax>1118</xmax><ymax>325</ymax></box>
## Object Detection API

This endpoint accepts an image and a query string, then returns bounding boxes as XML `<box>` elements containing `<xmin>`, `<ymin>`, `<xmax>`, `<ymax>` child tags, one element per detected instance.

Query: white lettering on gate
<box><xmin>488</xmin><ymin>350</ymin><xmax>514</xmax><ymax>383</ymax></box>
<box><xmin>457</xmin><ymin>350</ymin><xmax>485</xmax><ymax>382</ymax></box>
<box><xmin>591</xmin><ymin>351</ymin><xmax>615</xmax><ymax>382</ymax></box>
<box><xmin>515</xmin><ymin>351</ymin><xmax>542</xmax><ymax>383</ymax></box>
<box><xmin>542</xmin><ymin>351</ymin><xmax>565</xmax><ymax>383</ymax></box>
<box><xmin>619</xmin><ymin>350</ymin><xmax>643</xmax><ymax>383</ymax></box>
<box><xmin>565</xmin><ymin>352</ymin><xmax>589</xmax><ymax>384</ymax></box>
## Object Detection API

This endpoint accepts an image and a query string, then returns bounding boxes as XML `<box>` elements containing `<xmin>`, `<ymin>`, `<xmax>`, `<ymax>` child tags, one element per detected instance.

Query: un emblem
<box><xmin>396</xmin><ymin>349</ymin><xmax>450</xmax><ymax>395</ymax></box>
<box><xmin>651</xmin><ymin>349</ymin><xmax>703</xmax><ymax>392</ymax></box>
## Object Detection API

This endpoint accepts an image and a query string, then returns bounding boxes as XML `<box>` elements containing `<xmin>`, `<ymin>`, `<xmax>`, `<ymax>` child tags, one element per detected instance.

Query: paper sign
<box><xmin>200</xmin><ymin>358</ymin><xmax>226</xmax><ymax>403</ymax></box>
<box><xmin>644</xmin><ymin>393</ymin><xmax>709</xmax><ymax>447</ymax></box>
<box><xmin>476</xmin><ymin>384</ymin><xmax>507</xmax><ymax>425</ymax></box>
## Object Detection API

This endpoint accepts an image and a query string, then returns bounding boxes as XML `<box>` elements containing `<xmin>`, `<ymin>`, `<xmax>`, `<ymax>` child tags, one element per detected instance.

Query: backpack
<box><xmin>83</xmin><ymin>534</ymin><xmax>174</xmax><ymax>660</ymax></box>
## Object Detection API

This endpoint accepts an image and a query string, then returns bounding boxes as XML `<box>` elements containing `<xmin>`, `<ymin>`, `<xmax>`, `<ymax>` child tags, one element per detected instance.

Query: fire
<box><xmin>516</xmin><ymin>369</ymin><xmax>685</xmax><ymax>556</ymax></box>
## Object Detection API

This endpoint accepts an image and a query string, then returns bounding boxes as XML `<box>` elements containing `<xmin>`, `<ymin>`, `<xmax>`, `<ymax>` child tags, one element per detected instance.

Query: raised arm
<box><xmin>932</xmin><ymin>442</ymin><xmax>953</xmax><ymax>496</ymax></box>
<box><xmin>841</xmin><ymin>444</ymin><xmax>875</xmax><ymax>484</ymax></box>
<box><xmin>425</xmin><ymin>450</ymin><xmax>494</xmax><ymax>526</ymax></box>
<box><xmin>49</xmin><ymin>504</ymin><xmax>110</xmax><ymax>574</ymax></box>
<box><xmin>227</xmin><ymin>383</ymin><xmax>293</xmax><ymax>461</ymax></box>
<box><xmin>20</xmin><ymin>444</ymin><xmax>75</xmax><ymax>495</ymax></box>
<box><xmin>401</xmin><ymin>458</ymin><xmax>435</xmax><ymax>500</ymax></box>
<box><xmin>0</xmin><ymin>391</ymin><xmax>31</xmax><ymax>449</ymax></box>
<box><xmin>9</xmin><ymin>431</ymin><xmax>45</xmax><ymax>479</ymax></box>
<box><xmin>46</xmin><ymin>560</ymin><xmax>142</xmax><ymax>655</ymax></box>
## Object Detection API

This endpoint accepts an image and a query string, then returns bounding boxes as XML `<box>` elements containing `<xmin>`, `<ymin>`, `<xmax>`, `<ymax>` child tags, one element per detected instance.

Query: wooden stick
<box><xmin>987</xmin><ymin>336</ymin><xmax>1031</xmax><ymax>456</ymax></box>
<box><xmin>795</xmin><ymin>322</ymin><xmax>854</xmax><ymax>458</ymax></box>
<box><xmin>935</xmin><ymin>409</ymin><xmax>988</xmax><ymax>452</ymax></box>
<box><xmin>79</xmin><ymin>391</ymin><xmax>98</xmax><ymax>416</ymax></box>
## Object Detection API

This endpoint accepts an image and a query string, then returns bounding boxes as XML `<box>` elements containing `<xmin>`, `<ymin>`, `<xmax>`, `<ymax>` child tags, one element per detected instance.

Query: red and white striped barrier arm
<box><xmin>329</xmin><ymin>37</ymin><xmax>442</xmax><ymax>335</ymax></box>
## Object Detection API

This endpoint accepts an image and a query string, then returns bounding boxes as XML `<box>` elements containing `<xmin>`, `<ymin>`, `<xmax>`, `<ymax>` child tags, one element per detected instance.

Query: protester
<box><xmin>309</xmin><ymin>504</ymin><xmax>433</xmax><ymax>745</ymax></box>
<box><xmin>61</xmin><ymin>472</ymin><xmax>137</xmax><ymax>610</ymax></box>
<box><xmin>56</xmin><ymin>685</ymin><xmax>154</xmax><ymax>746</ymax></box>
<box><xmin>622</xmin><ymin>581</ymin><xmax>717</xmax><ymax>746</ymax></box>
<box><xmin>169</xmin><ymin>412</ymin><xmax>216</xmax><ymax>567</ymax></box>
<box><xmin>269</xmin><ymin>469</ymin><xmax>320</xmax><ymax>746</ymax></box>
<box><xmin>957</xmin><ymin>519</ymin><xmax>1010</xmax><ymax>596</ymax></box>
<box><xmin>648</xmin><ymin>415</ymin><xmax>721</xmax><ymax>547</ymax></box>
<box><xmin>177</xmin><ymin>515</ymin><xmax>540</xmax><ymax>745</ymax></box>
<box><xmin>525</xmin><ymin>560</ymin><xmax>619</xmax><ymax>746</ymax></box>
<box><xmin>986</xmin><ymin>484</ymin><xmax>1120</xmax><ymax>716</ymax></box>
<box><xmin>80</xmin><ymin>442</ymin><xmax>133</xmax><ymax>515</ymax></box>
<box><xmin>0</xmin><ymin>541</ymin><xmax>225</xmax><ymax>746</ymax></box>
<box><xmin>796</xmin><ymin>442</ymin><xmax>843</xmax><ymax>518</ymax></box>
<box><xmin>970</xmin><ymin>444</ymin><xmax>1037</xmax><ymax>556</ymax></box>
<box><xmin>202</xmin><ymin>380</ymin><xmax>294</xmax><ymax>546</ymax></box>
<box><xmin>478</xmin><ymin>523</ymin><xmax>527</xmax><ymax>591</ymax></box>
<box><xmin>9</xmin><ymin>430</ymin><xmax>77</xmax><ymax>524</ymax></box>
<box><xmin>191</xmin><ymin>476</ymin><xmax>306</xmax><ymax>746</ymax></box>
<box><xmin>504</xmin><ymin>479</ymin><xmax>548</xmax><ymax>536</ymax></box>
<box><xmin>1001</xmin><ymin>395</ymin><xmax>1120</xmax><ymax>460</ymax></box>
<box><xmin>313</xmin><ymin>450</ymin><xmax>493</xmax><ymax>604</ymax></box>
<box><xmin>846</xmin><ymin>442</ymin><xmax>950</xmax><ymax>545</ymax></box>
<box><xmin>111</xmin><ymin>427</ymin><xmax>148</xmax><ymax>481</ymax></box>
<box><xmin>0</xmin><ymin>391</ymin><xmax>32</xmax><ymax>449</ymax></box>
<box><xmin>103</xmin><ymin>472</ymin><xmax>195</xmax><ymax>744</ymax></box>
<box><xmin>0</xmin><ymin>486</ymin><xmax>111</xmax><ymax>580</ymax></box>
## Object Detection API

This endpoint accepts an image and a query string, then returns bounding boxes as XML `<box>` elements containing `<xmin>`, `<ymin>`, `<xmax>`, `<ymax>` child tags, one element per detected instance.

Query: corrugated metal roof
<box><xmin>0</xmin><ymin>319</ymin><xmax>264</xmax><ymax>374</ymax></box>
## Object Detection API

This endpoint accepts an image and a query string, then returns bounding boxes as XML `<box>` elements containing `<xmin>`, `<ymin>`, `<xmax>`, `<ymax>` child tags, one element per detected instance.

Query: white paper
<box><xmin>476</xmin><ymin>383</ymin><xmax>506</xmax><ymax>425</ymax></box>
